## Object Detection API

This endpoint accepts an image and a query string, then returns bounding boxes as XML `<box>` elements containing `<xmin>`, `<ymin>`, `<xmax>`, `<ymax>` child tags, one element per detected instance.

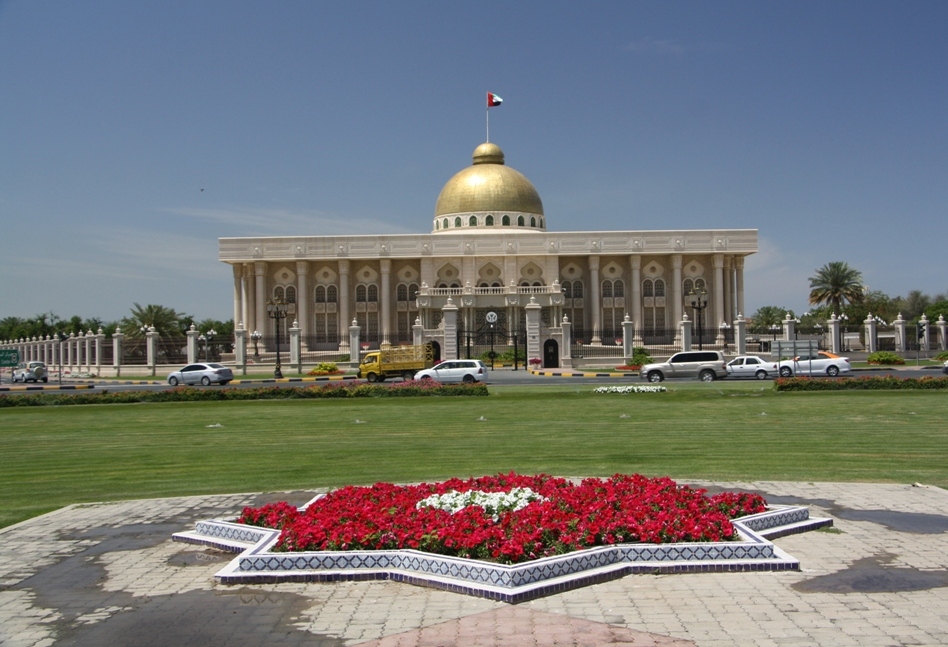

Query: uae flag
<box><xmin>487</xmin><ymin>92</ymin><xmax>503</xmax><ymax>107</ymax></box>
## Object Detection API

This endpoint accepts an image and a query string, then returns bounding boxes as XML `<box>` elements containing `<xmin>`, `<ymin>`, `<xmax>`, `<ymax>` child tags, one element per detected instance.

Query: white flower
<box><xmin>416</xmin><ymin>487</ymin><xmax>546</xmax><ymax>521</ymax></box>
<box><xmin>593</xmin><ymin>385</ymin><xmax>667</xmax><ymax>394</ymax></box>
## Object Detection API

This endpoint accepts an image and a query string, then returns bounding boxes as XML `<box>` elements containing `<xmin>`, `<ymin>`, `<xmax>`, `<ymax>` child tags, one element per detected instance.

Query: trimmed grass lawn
<box><xmin>1</xmin><ymin>382</ymin><xmax>945</xmax><ymax>528</ymax></box>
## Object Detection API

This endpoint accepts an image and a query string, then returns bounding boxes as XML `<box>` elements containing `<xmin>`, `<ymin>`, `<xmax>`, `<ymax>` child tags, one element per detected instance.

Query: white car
<box><xmin>167</xmin><ymin>363</ymin><xmax>234</xmax><ymax>386</ymax></box>
<box><xmin>13</xmin><ymin>361</ymin><xmax>48</xmax><ymax>383</ymax></box>
<box><xmin>777</xmin><ymin>354</ymin><xmax>851</xmax><ymax>378</ymax></box>
<box><xmin>415</xmin><ymin>359</ymin><xmax>488</xmax><ymax>384</ymax></box>
<box><xmin>726</xmin><ymin>356</ymin><xmax>779</xmax><ymax>380</ymax></box>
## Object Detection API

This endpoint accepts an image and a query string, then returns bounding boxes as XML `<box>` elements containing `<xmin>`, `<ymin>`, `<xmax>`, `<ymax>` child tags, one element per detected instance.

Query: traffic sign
<box><xmin>0</xmin><ymin>349</ymin><xmax>20</xmax><ymax>368</ymax></box>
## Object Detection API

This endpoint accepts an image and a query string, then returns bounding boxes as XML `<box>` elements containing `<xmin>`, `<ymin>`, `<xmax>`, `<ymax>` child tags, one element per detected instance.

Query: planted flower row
<box><xmin>593</xmin><ymin>385</ymin><xmax>666</xmax><ymax>394</ymax></box>
<box><xmin>775</xmin><ymin>375</ymin><xmax>948</xmax><ymax>391</ymax></box>
<box><xmin>0</xmin><ymin>380</ymin><xmax>487</xmax><ymax>407</ymax></box>
<box><xmin>239</xmin><ymin>473</ymin><xmax>767</xmax><ymax>565</ymax></box>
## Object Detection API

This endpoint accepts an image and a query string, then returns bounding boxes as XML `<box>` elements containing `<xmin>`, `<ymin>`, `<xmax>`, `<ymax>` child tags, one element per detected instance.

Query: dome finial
<box><xmin>473</xmin><ymin>142</ymin><xmax>504</xmax><ymax>165</ymax></box>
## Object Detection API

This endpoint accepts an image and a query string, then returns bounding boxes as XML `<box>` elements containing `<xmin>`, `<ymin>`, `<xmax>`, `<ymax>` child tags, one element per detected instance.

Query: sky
<box><xmin>2</xmin><ymin>1</ymin><xmax>946</xmax><ymax>325</ymax></box>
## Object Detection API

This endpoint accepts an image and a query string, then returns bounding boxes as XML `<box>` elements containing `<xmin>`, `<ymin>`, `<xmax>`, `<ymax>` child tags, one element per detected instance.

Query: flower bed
<box><xmin>238</xmin><ymin>473</ymin><xmax>766</xmax><ymax>565</ymax></box>
<box><xmin>593</xmin><ymin>385</ymin><xmax>666</xmax><ymax>394</ymax></box>
<box><xmin>774</xmin><ymin>375</ymin><xmax>948</xmax><ymax>391</ymax></box>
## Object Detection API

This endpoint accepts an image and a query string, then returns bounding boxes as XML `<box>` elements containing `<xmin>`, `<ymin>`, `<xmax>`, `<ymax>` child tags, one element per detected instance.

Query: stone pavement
<box><xmin>2</xmin><ymin>481</ymin><xmax>947</xmax><ymax>647</ymax></box>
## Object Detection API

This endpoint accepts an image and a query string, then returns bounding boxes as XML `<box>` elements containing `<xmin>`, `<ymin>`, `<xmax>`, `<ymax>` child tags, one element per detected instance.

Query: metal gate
<box><xmin>457</xmin><ymin>315</ymin><xmax>527</xmax><ymax>369</ymax></box>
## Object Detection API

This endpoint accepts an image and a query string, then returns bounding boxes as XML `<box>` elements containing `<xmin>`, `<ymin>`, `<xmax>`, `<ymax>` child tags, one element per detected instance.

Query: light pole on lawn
<box><xmin>266</xmin><ymin>298</ymin><xmax>289</xmax><ymax>378</ymax></box>
<box><xmin>686</xmin><ymin>287</ymin><xmax>708</xmax><ymax>350</ymax></box>
<box><xmin>198</xmin><ymin>334</ymin><xmax>206</xmax><ymax>361</ymax></box>
<box><xmin>251</xmin><ymin>330</ymin><xmax>262</xmax><ymax>361</ymax></box>
<box><xmin>719</xmin><ymin>321</ymin><xmax>731</xmax><ymax>354</ymax></box>
<box><xmin>206</xmin><ymin>328</ymin><xmax>216</xmax><ymax>361</ymax></box>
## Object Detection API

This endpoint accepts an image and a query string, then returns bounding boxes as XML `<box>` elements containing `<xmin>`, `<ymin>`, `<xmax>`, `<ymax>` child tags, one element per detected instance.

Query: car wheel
<box><xmin>201</xmin><ymin>376</ymin><xmax>211</xmax><ymax>386</ymax></box>
<box><xmin>366</xmin><ymin>372</ymin><xmax>378</xmax><ymax>383</ymax></box>
<box><xmin>647</xmin><ymin>371</ymin><xmax>663</xmax><ymax>383</ymax></box>
<box><xmin>699</xmin><ymin>370</ymin><xmax>715</xmax><ymax>383</ymax></box>
<box><xmin>462</xmin><ymin>374</ymin><xmax>476</xmax><ymax>384</ymax></box>
<box><xmin>827</xmin><ymin>365</ymin><xmax>839</xmax><ymax>377</ymax></box>
<box><xmin>168</xmin><ymin>376</ymin><xmax>179</xmax><ymax>386</ymax></box>
<box><xmin>419</xmin><ymin>375</ymin><xmax>433</xmax><ymax>381</ymax></box>
<box><xmin>779</xmin><ymin>366</ymin><xmax>793</xmax><ymax>378</ymax></box>
<box><xmin>402</xmin><ymin>371</ymin><xmax>414</xmax><ymax>381</ymax></box>
<box><xmin>755</xmin><ymin>370</ymin><xmax>768</xmax><ymax>380</ymax></box>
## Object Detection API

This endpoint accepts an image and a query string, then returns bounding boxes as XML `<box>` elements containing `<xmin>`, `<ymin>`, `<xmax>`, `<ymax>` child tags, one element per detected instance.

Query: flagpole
<box><xmin>486</xmin><ymin>105</ymin><xmax>490</xmax><ymax>142</ymax></box>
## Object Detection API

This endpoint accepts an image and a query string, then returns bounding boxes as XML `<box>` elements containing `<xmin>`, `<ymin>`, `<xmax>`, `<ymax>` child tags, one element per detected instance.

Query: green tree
<box><xmin>749</xmin><ymin>306</ymin><xmax>793</xmax><ymax>333</ymax></box>
<box><xmin>808</xmin><ymin>262</ymin><xmax>865</xmax><ymax>317</ymax></box>
<box><xmin>121</xmin><ymin>303</ymin><xmax>188</xmax><ymax>339</ymax></box>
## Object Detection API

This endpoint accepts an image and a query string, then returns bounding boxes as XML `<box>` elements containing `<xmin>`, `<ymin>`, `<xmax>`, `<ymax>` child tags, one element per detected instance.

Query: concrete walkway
<box><xmin>2</xmin><ymin>481</ymin><xmax>947</xmax><ymax>646</ymax></box>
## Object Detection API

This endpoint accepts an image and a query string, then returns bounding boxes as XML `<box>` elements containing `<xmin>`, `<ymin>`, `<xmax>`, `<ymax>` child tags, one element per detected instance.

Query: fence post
<box><xmin>146</xmin><ymin>327</ymin><xmax>158</xmax><ymax>377</ymax></box>
<box><xmin>938</xmin><ymin>315</ymin><xmax>947</xmax><ymax>351</ymax></box>
<box><xmin>525</xmin><ymin>297</ymin><xmax>541</xmax><ymax>364</ymax></box>
<box><xmin>95</xmin><ymin>329</ymin><xmax>104</xmax><ymax>376</ymax></box>
<box><xmin>186</xmin><ymin>324</ymin><xmax>199</xmax><ymax>364</ymax></box>
<box><xmin>680</xmin><ymin>314</ymin><xmax>692</xmax><ymax>352</ymax></box>
<box><xmin>782</xmin><ymin>313</ymin><xmax>795</xmax><ymax>341</ymax></box>
<box><xmin>412</xmin><ymin>317</ymin><xmax>424</xmax><ymax>346</ymax></box>
<box><xmin>348</xmin><ymin>319</ymin><xmax>361</xmax><ymax>365</ymax></box>
<box><xmin>234</xmin><ymin>324</ymin><xmax>247</xmax><ymax>375</ymax></box>
<box><xmin>735</xmin><ymin>314</ymin><xmax>747</xmax><ymax>355</ymax></box>
<box><xmin>920</xmin><ymin>314</ymin><xmax>930</xmax><ymax>352</ymax></box>
<box><xmin>289</xmin><ymin>320</ymin><xmax>301</xmax><ymax>374</ymax></box>
<box><xmin>828</xmin><ymin>315</ymin><xmax>841</xmax><ymax>354</ymax></box>
<box><xmin>621</xmin><ymin>315</ymin><xmax>634</xmax><ymax>360</ymax></box>
<box><xmin>864</xmin><ymin>315</ymin><xmax>877</xmax><ymax>353</ymax></box>
<box><xmin>442</xmin><ymin>298</ymin><xmax>459</xmax><ymax>360</ymax></box>
<box><xmin>894</xmin><ymin>314</ymin><xmax>906</xmax><ymax>353</ymax></box>
<box><xmin>561</xmin><ymin>315</ymin><xmax>572</xmax><ymax>367</ymax></box>
<box><xmin>112</xmin><ymin>331</ymin><xmax>124</xmax><ymax>377</ymax></box>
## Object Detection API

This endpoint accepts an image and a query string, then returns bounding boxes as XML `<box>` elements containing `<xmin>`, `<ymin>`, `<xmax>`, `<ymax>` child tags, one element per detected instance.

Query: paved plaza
<box><xmin>2</xmin><ymin>481</ymin><xmax>947</xmax><ymax>646</ymax></box>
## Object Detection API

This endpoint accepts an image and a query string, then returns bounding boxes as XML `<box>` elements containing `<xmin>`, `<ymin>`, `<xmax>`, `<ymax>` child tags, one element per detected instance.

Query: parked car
<box><xmin>777</xmin><ymin>354</ymin><xmax>851</xmax><ymax>378</ymax></box>
<box><xmin>13</xmin><ymin>361</ymin><xmax>48</xmax><ymax>383</ymax></box>
<box><xmin>726</xmin><ymin>355</ymin><xmax>779</xmax><ymax>380</ymax></box>
<box><xmin>167</xmin><ymin>363</ymin><xmax>233</xmax><ymax>386</ymax></box>
<box><xmin>640</xmin><ymin>351</ymin><xmax>727</xmax><ymax>383</ymax></box>
<box><xmin>415</xmin><ymin>359</ymin><xmax>488</xmax><ymax>384</ymax></box>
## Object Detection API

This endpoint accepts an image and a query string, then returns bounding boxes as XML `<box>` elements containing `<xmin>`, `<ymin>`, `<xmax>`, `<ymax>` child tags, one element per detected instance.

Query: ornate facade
<box><xmin>220</xmin><ymin>142</ymin><xmax>757</xmax><ymax>365</ymax></box>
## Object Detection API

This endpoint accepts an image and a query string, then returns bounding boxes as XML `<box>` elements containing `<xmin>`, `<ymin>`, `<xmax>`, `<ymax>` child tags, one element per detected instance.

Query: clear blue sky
<box><xmin>2</xmin><ymin>1</ymin><xmax>946</xmax><ymax>324</ymax></box>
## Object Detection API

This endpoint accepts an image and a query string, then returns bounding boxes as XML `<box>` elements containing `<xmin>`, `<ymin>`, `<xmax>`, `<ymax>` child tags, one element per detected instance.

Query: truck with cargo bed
<box><xmin>357</xmin><ymin>343</ymin><xmax>435</xmax><ymax>382</ymax></box>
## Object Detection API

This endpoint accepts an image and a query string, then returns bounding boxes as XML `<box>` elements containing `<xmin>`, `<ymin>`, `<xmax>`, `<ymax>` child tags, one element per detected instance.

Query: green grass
<box><xmin>1</xmin><ymin>382</ymin><xmax>946</xmax><ymax>528</ymax></box>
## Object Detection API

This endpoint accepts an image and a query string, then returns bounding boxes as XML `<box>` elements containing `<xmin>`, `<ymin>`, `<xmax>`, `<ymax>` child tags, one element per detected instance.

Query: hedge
<box><xmin>0</xmin><ymin>381</ymin><xmax>488</xmax><ymax>407</ymax></box>
<box><xmin>774</xmin><ymin>375</ymin><xmax>948</xmax><ymax>392</ymax></box>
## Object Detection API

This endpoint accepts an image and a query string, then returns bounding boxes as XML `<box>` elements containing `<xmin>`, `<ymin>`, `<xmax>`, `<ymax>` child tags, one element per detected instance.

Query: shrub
<box><xmin>307</xmin><ymin>362</ymin><xmax>342</xmax><ymax>376</ymax></box>
<box><xmin>866</xmin><ymin>351</ymin><xmax>905</xmax><ymax>365</ymax></box>
<box><xmin>630</xmin><ymin>347</ymin><xmax>653</xmax><ymax>367</ymax></box>
<box><xmin>935</xmin><ymin>351</ymin><xmax>948</xmax><ymax>361</ymax></box>
<box><xmin>774</xmin><ymin>375</ymin><xmax>948</xmax><ymax>392</ymax></box>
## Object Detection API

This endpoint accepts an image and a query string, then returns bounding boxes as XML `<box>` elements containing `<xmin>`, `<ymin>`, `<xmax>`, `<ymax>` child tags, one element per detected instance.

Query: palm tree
<box><xmin>122</xmin><ymin>303</ymin><xmax>186</xmax><ymax>338</ymax></box>
<box><xmin>808</xmin><ymin>262</ymin><xmax>865</xmax><ymax>316</ymax></box>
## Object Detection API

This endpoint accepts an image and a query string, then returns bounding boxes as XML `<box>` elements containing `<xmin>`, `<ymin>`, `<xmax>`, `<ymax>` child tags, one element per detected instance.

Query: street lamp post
<box><xmin>206</xmin><ymin>329</ymin><xmax>216</xmax><ymax>361</ymax></box>
<box><xmin>251</xmin><ymin>330</ymin><xmax>262</xmax><ymax>361</ymax></box>
<box><xmin>686</xmin><ymin>287</ymin><xmax>709</xmax><ymax>350</ymax></box>
<box><xmin>266</xmin><ymin>298</ymin><xmax>289</xmax><ymax>378</ymax></box>
<box><xmin>198</xmin><ymin>334</ymin><xmax>206</xmax><ymax>361</ymax></box>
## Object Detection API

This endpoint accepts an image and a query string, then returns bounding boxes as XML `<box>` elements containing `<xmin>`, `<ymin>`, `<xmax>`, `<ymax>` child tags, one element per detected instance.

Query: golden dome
<box><xmin>433</xmin><ymin>142</ymin><xmax>544</xmax><ymax>232</ymax></box>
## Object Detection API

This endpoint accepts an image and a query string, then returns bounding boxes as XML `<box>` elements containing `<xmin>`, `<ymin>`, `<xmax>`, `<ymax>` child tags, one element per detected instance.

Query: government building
<box><xmin>219</xmin><ymin>141</ymin><xmax>757</xmax><ymax>367</ymax></box>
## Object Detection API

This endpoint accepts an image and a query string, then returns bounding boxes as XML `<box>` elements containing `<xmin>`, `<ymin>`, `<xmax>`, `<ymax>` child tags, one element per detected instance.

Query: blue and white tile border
<box><xmin>173</xmin><ymin>498</ymin><xmax>831</xmax><ymax>603</ymax></box>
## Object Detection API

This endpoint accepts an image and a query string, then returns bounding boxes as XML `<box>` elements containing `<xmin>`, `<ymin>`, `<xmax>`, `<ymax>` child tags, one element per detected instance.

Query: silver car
<box><xmin>640</xmin><ymin>351</ymin><xmax>727</xmax><ymax>383</ymax></box>
<box><xmin>415</xmin><ymin>359</ymin><xmax>488</xmax><ymax>384</ymax></box>
<box><xmin>167</xmin><ymin>363</ymin><xmax>234</xmax><ymax>386</ymax></box>
<box><xmin>13</xmin><ymin>361</ymin><xmax>48</xmax><ymax>383</ymax></box>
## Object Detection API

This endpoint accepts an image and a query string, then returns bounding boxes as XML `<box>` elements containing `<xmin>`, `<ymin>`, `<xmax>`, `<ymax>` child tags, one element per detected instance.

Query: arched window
<box><xmin>540</xmin><ymin>218</ymin><xmax>545</xmax><ymax>228</ymax></box>
<box><xmin>313</xmin><ymin>284</ymin><xmax>339</xmax><ymax>344</ymax></box>
<box><xmin>469</xmin><ymin>215</ymin><xmax>477</xmax><ymax>226</ymax></box>
<box><xmin>356</xmin><ymin>285</ymin><xmax>367</xmax><ymax>303</ymax></box>
<box><xmin>367</xmin><ymin>284</ymin><xmax>378</xmax><ymax>302</ymax></box>
<box><xmin>273</xmin><ymin>286</ymin><xmax>285</xmax><ymax>301</ymax></box>
<box><xmin>655</xmin><ymin>279</ymin><xmax>665</xmax><ymax>297</ymax></box>
<box><xmin>327</xmin><ymin>285</ymin><xmax>337</xmax><ymax>302</ymax></box>
<box><xmin>395</xmin><ymin>282</ymin><xmax>420</xmax><ymax>343</ymax></box>
<box><xmin>642</xmin><ymin>279</ymin><xmax>666</xmax><ymax>339</ymax></box>
<box><xmin>517</xmin><ymin>215</ymin><xmax>525</xmax><ymax>226</ymax></box>
<box><xmin>530</xmin><ymin>216</ymin><xmax>536</xmax><ymax>227</ymax></box>
<box><xmin>435</xmin><ymin>221</ymin><xmax>439</xmax><ymax>230</ymax></box>
<box><xmin>285</xmin><ymin>286</ymin><xmax>296</xmax><ymax>304</ymax></box>
<box><xmin>315</xmin><ymin>286</ymin><xmax>326</xmax><ymax>303</ymax></box>
<box><xmin>601</xmin><ymin>280</ymin><xmax>625</xmax><ymax>338</ymax></box>
<box><xmin>502</xmin><ymin>215</ymin><xmax>510</xmax><ymax>226</ymax></box>
<box><xmin>397</xmin><ymin>284</ymin><xmax>408</xmax><ymax>302</ymax></box>
<box><xmin>443</xmin><ymin>218</ymin><xmax>448</xmax><ymax>229</ymax></box>
<box><xmin>562</xmin><ymin>280</ymin><xmax>585</xmax><ymax>339</ymax></box>
<box><xmin>643</xmin><ymin>280</ymin><xmax>654</xmax><ymax>298</ymax></box>
<box><xmin>454</xmin><ymin>217</ymin><xmax>462</xmax><ymax>228</ymax></box>
<box><xmin>486</xmin><ymin>215</ymin><xmax>494</xmax><ymax>226</ymax></box>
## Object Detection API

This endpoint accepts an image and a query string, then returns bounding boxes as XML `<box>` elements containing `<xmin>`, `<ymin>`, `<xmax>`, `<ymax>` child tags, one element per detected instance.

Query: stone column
<box><xmin>112</xmin><ymin>331</ymin><xmax>124</xmax><ymax>377</ymax></box>
<box><xmin>723</xmin><ymin>256</ymin><xmax>733</xmax><ymax>326</ymax></box>
<box><xmin>289</xmin><ymin>320</ymin><xmax>301</xmax><ymax>374</ymax></box>
<box><xmin>525</xmin><ymin>297</ymin><xmax>542</xmax><ymax>363</ymax></box>
<box><xmin>937</xmin><ymin>315</ymin><xmax>947</xmax><ymax>351</ymax></box>
<box><xmin>734</xmin><ymin>257</ymin><xmax>745</xmax><ymax>321</ymax></box>
<box><xmin>95</xmin><ymin>329</ymin><xmax>105</xmax><ymax>376</ymax></box>
<box><xmin>234</xmin><ymin>325</ymin><xmax>247</xmax><ymax>375</ymax></box>
<box><xmin>442</xmin><ymin>298</ymin><xmax>459</xmax><ymax>360</ymax></box>
<box><xmin>621</xmin><ymin>315</ymin><xmax>634</xmax><ymax>360</ymax></box>
<box><xmin>186</xmin><ymin>324</ymin><xmax>200</xmax><ymax>364</ymax></box>
<box><xmin>894</xmin><ymin>314</ymin><xmax>906</xmax><ymax>353</ymax></box>
<box><xmin>348</xmin><ymin>318</ymin><xmax>361</xmax><ymax>365</ymax></box>
<box><xmin>782</xmin><ymin>313</ymin><xmax>795</xmax><ymax>341</ymax></box>
<box><xmin>380</xmin><ymin>259</ymin><xmax>392</xmax><ymax>346</ymax></box>
<box><xmin>713</xmin><ymin>254</ymin><xmax>725</xmax><ymax>339</ymax></box>
<box><xmin>84</xmin><ymin>331</ymin><xmax>93</xmax><ymax>372</ymax></box>
<box><xmin>864</xmin><ymin>315</ymin><xmax>878</xmax><ymax>353</ymax></box>
<box><xmin>671</xmin><ymin>254</ymin><xmax>683</xmax><ymax>341</ymax></box>
<box><xmin>680</xmin><ymin>314</ymin><xmax>692</xmax><ymax>352</ymax></box>
<box><xmin>588</xmin><ymin>256</ymin><xmax>601</xmax><ymax>343</ymax></box>
<box><xmin>412</xmin><ymin>317</ymin><xmax>424</xmax><ymax>346</ymax></box>
<box><xmin>254</xmin><ymin>261</ymin><xmax>267</xmax><ymax>337</ymax></box>
<box><xmin>233</xmin><ymin>264</ymin><xmax>243</xmax><ymax>333</ymax></box>
<box><xmin>338</xmin><ymin>260</ymin><xmax>351</xmax><ymax>350</ymax></box>
<box><xmin>560</xmin><ymin>316</ymin><xmax>572</xmax><ymax>367</ymax></box>
<box><xmin>243</xmin><ymin>264</ymin><xmax>253</xmax><ymax>333</ymax></box>
<box><xmin>146</xmin><ymin>326</ymin><xmax>159</xmax><ymax>377</ymax></box>
<box><xmin>296</xmin><ymin>261</ymin><xmax>309</xmax><ymax>345</ymax></box>
<box><xmin>735</xmin><ymin>314</ymin><xmax>747</xmax><ymax>355</ymax></box>
<box><xmin>829</xmin><ymin>315</ymin><xmax>842</xmax><ymax>354</ymax></box>
<box><xmin>630</xmin><ymin>255</ymin><xmax>643</xmax><ymax>345</ymax></box>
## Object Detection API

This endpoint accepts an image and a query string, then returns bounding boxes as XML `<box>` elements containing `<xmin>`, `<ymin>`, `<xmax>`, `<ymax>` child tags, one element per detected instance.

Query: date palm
<box><xmin>808</xmin><ymin>262</ymin><xmax>865</xmax><ymax>317</ymax></box>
